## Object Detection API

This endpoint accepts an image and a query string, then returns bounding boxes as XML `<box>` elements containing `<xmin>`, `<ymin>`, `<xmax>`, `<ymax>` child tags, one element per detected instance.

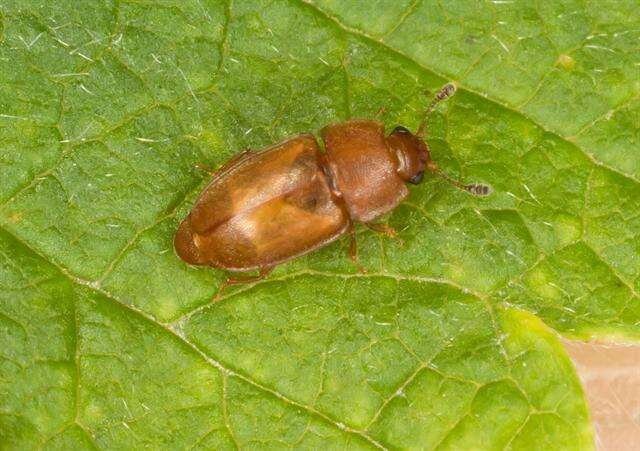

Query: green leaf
<box><xmin>1</xmin><ymin>0</ymin><xmax>637</xmax><ymax>448</ymax></box>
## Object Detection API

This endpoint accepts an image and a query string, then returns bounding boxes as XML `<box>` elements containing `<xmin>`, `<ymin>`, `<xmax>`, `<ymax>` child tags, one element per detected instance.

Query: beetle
<box><xmin>174</xmin><ymin>84</ymin><xmax>489</xmax><ymax>289</ymax></box>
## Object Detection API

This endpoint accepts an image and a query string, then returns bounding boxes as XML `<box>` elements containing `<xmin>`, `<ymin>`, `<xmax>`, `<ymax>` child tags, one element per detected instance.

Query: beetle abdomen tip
<box><xmin>174</xmin><ymin>218</ymin><xmax>203</xmax><ymax>265</ymax></box>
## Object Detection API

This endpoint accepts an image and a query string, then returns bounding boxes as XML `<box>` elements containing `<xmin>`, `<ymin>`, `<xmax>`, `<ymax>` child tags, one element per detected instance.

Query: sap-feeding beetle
<box><xmin>175</xmin><ymin>84</ymin><xmax>489</xmax><ymax>288</ymax></box>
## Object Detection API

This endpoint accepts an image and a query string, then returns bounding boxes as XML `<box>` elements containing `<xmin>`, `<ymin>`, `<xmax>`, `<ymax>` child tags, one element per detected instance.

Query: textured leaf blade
<box><xmin>2</xmin><ymin>0</ymin><xmax>638</xmax><ymax>448</ymax></box>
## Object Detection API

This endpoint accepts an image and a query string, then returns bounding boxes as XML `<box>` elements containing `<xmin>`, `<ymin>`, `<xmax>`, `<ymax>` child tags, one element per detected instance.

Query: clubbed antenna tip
<box><xmin>437</xmin><ymin>83</ymin><xmax>456</xmax><ymax>101</ymax></box>
<box><xmin>416</xmin><ymin>82</ymin><xmax>457</xmax><ymax>138</ymax></box>
<box><xmin>464</xmin><ymin>183</ymin><xmax>491</xmax><ymax>196</ymax></box>
<box><xmin>430</xmin><ymin>165</ymin><xmax>491</xmax><ymax>197</ymax></box>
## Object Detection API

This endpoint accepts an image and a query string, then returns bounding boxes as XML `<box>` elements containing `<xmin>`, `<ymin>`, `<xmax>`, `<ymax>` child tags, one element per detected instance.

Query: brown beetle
<box><xmin>175</xmin><ymin>84</ymin><xmax>489</xmax><ymax>287</ymax></box>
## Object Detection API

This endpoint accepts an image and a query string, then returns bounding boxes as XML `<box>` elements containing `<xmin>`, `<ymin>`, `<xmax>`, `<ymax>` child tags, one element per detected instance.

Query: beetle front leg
<box><xmin>215</xmin><ymin>265</ymin><xmax>274</xmax><ymax>300</ymax></box>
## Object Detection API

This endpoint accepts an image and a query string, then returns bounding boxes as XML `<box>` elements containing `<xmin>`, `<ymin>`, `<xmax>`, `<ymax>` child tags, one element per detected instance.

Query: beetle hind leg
<box><xmin>348</xmin><ymin>225</ymin><xmax>367</xmax><ymax>274</ymax></box>
<box><xmin>214</xmin><ymin>265</ymin><xmax>274</xmax><ymax>301</ymax></box>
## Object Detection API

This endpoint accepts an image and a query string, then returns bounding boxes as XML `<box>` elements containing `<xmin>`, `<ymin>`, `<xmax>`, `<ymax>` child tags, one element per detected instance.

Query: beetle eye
<box><xmin>408</xmin><ymin>170</ymin><xmax>424</xmax><ymax>184</ymax></box>
<box><xmin>393</xmin><ymin>125</ymin><xmax>411</xmax><ymax>134</ymax></box>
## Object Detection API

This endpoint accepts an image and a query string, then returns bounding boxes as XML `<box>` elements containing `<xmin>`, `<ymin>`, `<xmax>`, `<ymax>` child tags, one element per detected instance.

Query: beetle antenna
<box><xmin>416</xmin><ymin>83</ymin><xmax>456</xmax><ymax>138</ymax></box>
<box><xmin>426</xmin><ymin>161</ymin><xmax>490</xmax><ymax>196</ymax></box>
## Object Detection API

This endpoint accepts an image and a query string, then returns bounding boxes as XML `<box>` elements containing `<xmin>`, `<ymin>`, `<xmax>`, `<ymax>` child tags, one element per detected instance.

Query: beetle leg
<box><xmin>365</xmin><ymin>222</ymin><xmax>405</xmax><ymax>245</ymax></box>
<box><xmin>348</xmin><ymin>225</ymin><xmax>367</xmax><ymax>274</ymax></box>
<box><xmin>214</xmin><ymin>266</ymin><xmax>274</xmax><ymax>300</ymax></box>
<box><xmin>374</xmin><ymin>106</ymin><xmax>386</xmax><ymax>119</ymax></box>
<box><xmin>194</xmin><ymin>162</ymin><xmax>214</xmax><ymax>174</ymax></box>
<box><xmin>365</xmin><ymin>222</ymin><xmax>396</xmax><ymax>237</ymax></box>
<box><xmin>196</xmin><ymin>149</ymin><xmax>253</xmax><ymax>176</ymax></box>
<box><xmin>218</xmin><ymin>149</ymin><xmax>253</xmax><ymax>172</ymax></box>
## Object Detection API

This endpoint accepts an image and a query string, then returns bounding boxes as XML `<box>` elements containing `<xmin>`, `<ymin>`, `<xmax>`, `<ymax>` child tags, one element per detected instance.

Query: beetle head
<box><xmin>387</xmin><ymin>126</ymin><xmax>435</xmax><ymax>185</ymax></box>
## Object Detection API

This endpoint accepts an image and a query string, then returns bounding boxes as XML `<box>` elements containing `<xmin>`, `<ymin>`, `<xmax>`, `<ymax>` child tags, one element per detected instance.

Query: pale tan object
<box><xmin>563</xmin><ymin>340</ymin><xmax>640</xmax><ymax>451</ymax></box>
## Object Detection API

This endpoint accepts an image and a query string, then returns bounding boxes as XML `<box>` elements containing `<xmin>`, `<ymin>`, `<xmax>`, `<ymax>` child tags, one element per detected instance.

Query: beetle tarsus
<box><xmin>214</xmin><ymin>266</ymin><xmax>275</xmax><ymax>301</ymax></box>
<box><xmin>194</xmin><ymin>162</ymin><xmax>214</xmax><ymax>174</ymax></box>
<box><xmin>365</xmin><ymin>222</ymin><xmax>397</xmax><ymax>237</ymax></box>
<box><xmin>366</xmin><ymin>222</ymin><xmax>404</xmax><ymax>246</ymax></box>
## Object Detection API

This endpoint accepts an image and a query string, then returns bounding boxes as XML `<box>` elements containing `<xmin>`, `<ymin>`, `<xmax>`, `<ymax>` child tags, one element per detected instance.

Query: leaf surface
<box><xmin>2</xmin><ymin>0</ymin><xmax>638</xmax><ymax>449</ymax></box>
